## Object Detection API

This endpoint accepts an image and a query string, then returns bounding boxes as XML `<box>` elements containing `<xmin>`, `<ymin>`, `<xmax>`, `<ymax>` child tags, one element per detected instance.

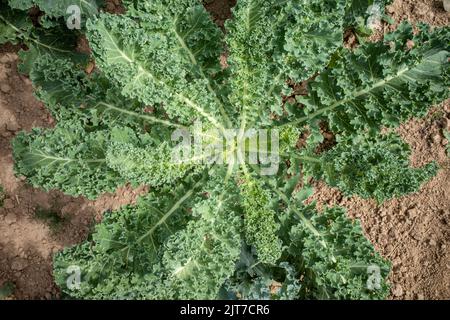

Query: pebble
<box><xmin>406</xmin><ymin>208</ymin><xmax>417</xmax><ymax>218</ymax></box>
<box><xmin>388</xmin><ymin>228</ymin><xmax>397</xmax><ymax>238</ymax></box>
<box><xmin>22</xmin><ymin>77</ymin><xmax>32</xmax><ymax>85</ymax></box>
<box><xmin>6</xmin><ymin>122</ymin><xmax>20</xmax><ymax>132</ymax></box>
<box><xmin>444</xmin><ymin>0</ymin><xmax>450</xmax><ymax>13</ymax></box>
<box><xmin>3</xmin><ymin>199</ymin><xmax>15</xmax><ymax>209</ymax></box>
<box><xmin>0</xmin><ymin>84</ymin><xmax>11</xmax><ymax>93</ymax></box>
<box><xmin>85</xmin><ymin>62</ymin><xmax>95</xmax><ymax>74</ymax></box>
<box><xmin>5</xmin><ymin>213</ymin><xmax>17</xmax><ymax>225</ymax></box>
<box><xmin>11</xmin><ymin>258</ymin><xmax>27</xmax><ymax>271</ymax></box>
<box><xmin>392</xmin><ymin>284</ymin><xmax>404</xmax><ymax>297</ymax></box>
<box><xmin>0</xmin><ymin>55</ymin><xmax>9</xmax><ymax>64</ymax></box>
<box><xmin>433</xmin><ymin>134</ymin><xmax>442</xmax><ymax>144</ymax></box>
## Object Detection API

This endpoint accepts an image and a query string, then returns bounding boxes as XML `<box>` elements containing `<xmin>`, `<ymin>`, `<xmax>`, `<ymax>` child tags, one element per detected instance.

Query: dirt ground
<box><xmin>0</xmin><ymin>0</ymin><xmax>449</xmax><ymax>299</ymax></box>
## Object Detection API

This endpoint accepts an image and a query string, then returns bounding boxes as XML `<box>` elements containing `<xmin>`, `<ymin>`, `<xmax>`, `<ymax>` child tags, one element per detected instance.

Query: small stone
<box><xmin>392</xmin><ymin>284</ymin><xmax>404</xmax><ymax>297</ymax></box>
<box><xmin>406</xmin><ymin>208</ymin><xmax>417</xmax><ymax>218</ymax></box>
<box><xmin>6</xmin><ymin>122</ymin><xmax>20</xmax><ymax>132</ymax></box>
<box><xmin>444</xmin><ymin>0</ymin><xmax>450</xmax><ymax>13</ymax></box>
<box><xmin>3</xmin><ymin>199</ymin><xmax>15</xmax><ymax>209</ymax></box>
<box><xmin>0</xmin><ymin>55</ymin><xmax>9</xmax><ymax>64</ymax></box>
<box><xmin>433</xmin><ymin>134</ymin><xmax>442</xmax><ymax>144</ymax></box>
<box><xmin>429</xmin><ymin>239</ymin><xmax>437</xmax><ymax>246</ymax></box>
<box><xmin>4</xmin><ymin>213</ymin><xmax>17</xmax><ymax>225</ymax></box>
<box><xmin>22</xmin><ymin>77</ymin><xmax>32</xmax><ymax>85</ymax></box>
<box><xmin>85</xmin><ymin>61</ymin><xmax>95</xmax><ymax>74</ymax></box>
<box><xmin>393</xmin><ymin>257</ymin><xmax>402</xmax><ymax>266</ymax></box>
<box><xmin>0</xmin><ymin>84</ymin><xmax>11</xmax><ymax>93</ymax></box>
<box><xmin>11</xmin><ymin>258</ymin><xmax>28</xmax><ymax>271</ymax></box>
<box><xmin>388</xmin><ymin>228</ymin><xmax>397</xmax><ymax>238</ymax></box>
<box><xmin>416</xmin><ymin>293</ymin><xmax>425</xmax><ymax>300</ymax></box>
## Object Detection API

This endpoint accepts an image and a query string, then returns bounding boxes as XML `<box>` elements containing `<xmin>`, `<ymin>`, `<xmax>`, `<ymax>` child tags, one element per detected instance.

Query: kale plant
<box><xmin>1</xmin><ymin>0</ymin><xmax>448</xmax><ymax>299</ymax></box>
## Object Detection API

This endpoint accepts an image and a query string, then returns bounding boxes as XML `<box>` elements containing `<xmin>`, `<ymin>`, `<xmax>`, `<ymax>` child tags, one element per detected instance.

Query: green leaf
<box><xmin>302</xmin><ymin>133</ymin><xmax>438</xmax><ymax>203</ymax></box>
<box><xmin>344</xmin><ymin>0</ymin><xmax>392</xmax><ymax>29</ymax></box>
<box><xmin>0</xmin><ymin>0</ymin><xmax>33</xmax><ymax>44</ymax></box>
<box><xmin>280</xmin><ymin>23</ymin><xmax>450</xmax><ymax>133</ymax></box>
<box><xmin>12</xmin><ymin>123</ymin><xmax>124</xmax><ymax>199</ymax></box>
<box><xmin>8</xmin><ymin>0</ymin><xmax>102</xmax><ymax>19</ymax></box>
<box><xmin>155</xmin><ymin>187</ymin><xmax>242</xmax><ymax>299</ymax></box>
<box><xmin>286</xmin><ymin>205</ymin><xmax>390</xmax><ymax>299</ymax></box>
<box><xmin>86</xmin><ymin>3</ymin><xmax>228</xmax><ymax>126</ymax></box>
<box><xmin>240</xmin><ymin>177</ymin><xmax>282</xmax><ymax>265</ymax></box>
<box><xmin>106</xmin><ymin>140</ymin><xmax>203</xmax><ymax>187</ymax></box>
<box><xmin>54</xmin><ymin>172</ymin><xmax>242</xmax><ymax>299</ymax></box>
<box><xmin>0</xmin><ymin>3</ymin><xmax>87</xmax><ymax>73</ymax></box>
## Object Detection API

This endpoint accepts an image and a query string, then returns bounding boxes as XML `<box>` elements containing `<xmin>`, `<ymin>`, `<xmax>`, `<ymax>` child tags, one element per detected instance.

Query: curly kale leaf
<box><xmin>54</xmin><ymin>173</ymin><xmax>242</xmax><ymax>299</ymax></box>
<box><xmin>279</xmin><ymin>22</ymin><xmax>449</xmax><ymax>133</ymax></box>
<box><xmin>344</xmin><ymin>0</ymin><xmax>392</xmax><ymax>29</ymax></box>
<box><xmin>8</xmin><ymin>0</ymin><xmax>102</xmax><ymax>20</ymax></box>
<box><xmin>0</xmin><ymin>0</ymin><xmax>33</xmax><ymax>44</ymax></box>
<box><xmin>86</xmin><ymin>2</ymin><xmax>227</xmax><ymax>125</ymax></box>
<box><xmin>240</xmin><ymin>178</ymin><xmax>282</xmax><ymax>265</ymax></box>
<box><xmin>12</xmin><ymin>123</ymin><xmax>125</xmax><ymax>199</ymax></box>
<box><xmin>0</xmin><ymin>1</ymin><xmax>87</xmax><ymax>73</ymax></box>
<box><xmin>302</xmin><ymin>133</ymin><xmax>438</xmax><ymax>203</ymax></box>
<box><xmin>30</xmin><ymin>53</ymin><xmax>182</xmax><ymax>132</ymax></box>
<box><xmin>285</xmin><ymin>205</ymin><xmax>390</xmax><ymax>299</ymax></box>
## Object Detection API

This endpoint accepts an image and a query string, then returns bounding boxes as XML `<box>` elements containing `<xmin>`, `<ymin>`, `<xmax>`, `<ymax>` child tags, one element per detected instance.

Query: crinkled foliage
<box><xmin>2</xmin><ymin>0</ymin><xmax>449</xmax><ymax>300</ymax></box>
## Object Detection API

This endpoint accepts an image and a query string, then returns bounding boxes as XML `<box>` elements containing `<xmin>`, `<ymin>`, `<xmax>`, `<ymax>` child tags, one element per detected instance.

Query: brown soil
<box><xmin>0</xmin><ymin>0</ymin><xmax>449</xmax><ymax>300</ymax></box>
<box><xmin>387</xmin><ymin>0</ymin><xmax>449</xmax><ymax>27</ymax></box>
<box><xmin>203</xmin><ymin>0</ymin><xmax>237</xmax><ymax>28</ymax></box>
<box><xmin>309</xmin><ymin>101</ymin><xmax>450</xmax><ymax>300</ymax></box>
